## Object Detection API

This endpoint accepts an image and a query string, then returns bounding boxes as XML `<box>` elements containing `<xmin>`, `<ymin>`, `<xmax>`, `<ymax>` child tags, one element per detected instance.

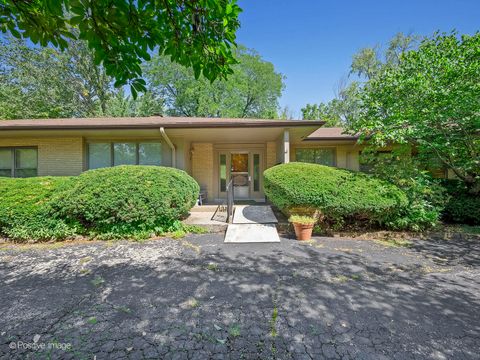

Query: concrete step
<box><xmin>224</xmin><ymin>224</ymin><xmax>280</xmax><ymax>243</ymax></box>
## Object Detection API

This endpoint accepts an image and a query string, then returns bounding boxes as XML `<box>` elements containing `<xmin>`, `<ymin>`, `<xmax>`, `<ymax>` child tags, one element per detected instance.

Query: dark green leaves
<box><xmin>349</xmin><ymin>32</ymin><xmax>480</xmax><ymax>192</ymax></box>
<box><xmin>143</xmin><ymin>46</ymin><xmax>284</xmax><ymax>118</ymax></box>
<box><xmin>0</xmin><ymin>0</ymin><xmax>242</xmax><ymax>90</ymax></box>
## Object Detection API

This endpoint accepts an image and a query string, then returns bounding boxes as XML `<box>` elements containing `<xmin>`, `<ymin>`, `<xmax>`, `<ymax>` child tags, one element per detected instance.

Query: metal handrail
<box><xmin>226</xmin><ymin>177</ymin><xmax>234</xmax><ymax>223</ymax></box>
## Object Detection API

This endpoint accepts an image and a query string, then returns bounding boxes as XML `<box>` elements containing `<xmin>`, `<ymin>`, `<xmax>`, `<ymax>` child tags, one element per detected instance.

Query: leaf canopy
<box><xmin>0</xmin><ymin>0</ymin><xmax>242</xmax><ymax>96</ymax></box>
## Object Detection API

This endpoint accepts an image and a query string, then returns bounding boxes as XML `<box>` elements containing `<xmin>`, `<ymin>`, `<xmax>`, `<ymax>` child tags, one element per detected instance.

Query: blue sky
<box><xmin>236</xmin><ymin>0</ymin><xmax>480</xmax><ymax>118</ymax></box>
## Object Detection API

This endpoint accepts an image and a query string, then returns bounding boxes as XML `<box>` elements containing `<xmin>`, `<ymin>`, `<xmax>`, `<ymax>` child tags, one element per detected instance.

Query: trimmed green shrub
<box><xmin>441</xmin><ymin>180</ymin><xmax>480</xmax><ymax>225</ymax></box>
<box><xmin>264</xmin><ymin>163</ymin><xmax>409</xmax><ymax>229</ymax></box>
<box><xmin>0</xmin><ymin>177</ymin><xmax>79</xmax><ymax>241</ymax></box>
<box><xmin>51</xmin><ymin>165</ymin><xmax>199</xmax><ymax>236</ymax></box>
<box><xmin>359</xmin><ymin>146</ymin><xmax>446</xmax><ymax>230</ymax></box>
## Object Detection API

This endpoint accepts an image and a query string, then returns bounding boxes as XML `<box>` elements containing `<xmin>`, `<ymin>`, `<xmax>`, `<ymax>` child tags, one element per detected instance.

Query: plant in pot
<box><xmin>289</xmin><ymin>215</ymin><xmax>316</xmax><ymax>241</ymax></box>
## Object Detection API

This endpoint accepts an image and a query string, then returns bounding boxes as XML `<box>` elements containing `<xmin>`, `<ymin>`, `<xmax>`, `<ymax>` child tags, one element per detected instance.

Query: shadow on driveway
<box><xmin>0</xmin><ymin>234</ymin><xmax>479</xmax><ymax>359</ymax></box>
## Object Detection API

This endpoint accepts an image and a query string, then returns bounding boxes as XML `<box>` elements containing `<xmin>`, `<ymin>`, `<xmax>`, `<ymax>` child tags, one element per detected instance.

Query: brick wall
<box><xmin>266</xmin><ymin>141</ymin><xmax>277</xmax><ymax>169</ymax></box>
<box><xmin>0</xmin><ymin>137</ymin><xmax>84</xmax><ymax>176</ymax></box>
<box><xmin>191</xmin><ymin>143</ymin><xmax>214</xmax><ymax>200</ymax></box>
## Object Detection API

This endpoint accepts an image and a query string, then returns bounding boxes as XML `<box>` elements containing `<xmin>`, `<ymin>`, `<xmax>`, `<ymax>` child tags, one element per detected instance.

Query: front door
<box><xmin>231</xmin><ymin>153</ymin><xmax>249</xmax><ymax>199</ymax></box>
<box><xmin>218</xmin><ymin>150</ymin><xmax>264</xmax><ymax>200</ymax></box>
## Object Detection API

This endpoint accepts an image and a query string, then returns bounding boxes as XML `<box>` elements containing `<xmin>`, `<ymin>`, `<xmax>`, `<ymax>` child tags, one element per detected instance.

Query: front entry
<box><xmin>217</xmin><ymin>149</ymin><xmax>264</xmax><ymax>200</ymax></box>
<box><xmin>231</xmin><ymin>153</ymin><xmax>249</xmax><ymax>199</ymax></box>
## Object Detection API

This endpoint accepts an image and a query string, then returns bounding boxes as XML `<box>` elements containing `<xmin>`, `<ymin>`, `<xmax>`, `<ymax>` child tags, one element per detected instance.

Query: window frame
<box><xmin>295</xmin><ymin>147</ymin><xmax>337</xmax><ymax>167</ymax></box>
<box><xmin>86</xmin><ymin>141</ymin><xmax>163</xmax><ymax>170</ymax></box>
<box><xmin>0</xmin><ymin>146</ymin><xmax>38</xmax><ymax>178</ymax></box>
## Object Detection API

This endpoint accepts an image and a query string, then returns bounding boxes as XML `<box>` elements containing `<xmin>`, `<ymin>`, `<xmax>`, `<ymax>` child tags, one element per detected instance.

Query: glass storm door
<box><xmin>218</xmin><ymin>151</ymin><xmax>264</xmax><ymax>200</ymax></box>
<box><xmin>231</xmin><ymin>153</ymin><xmax>249</xmax><ymax>199</ymax></box>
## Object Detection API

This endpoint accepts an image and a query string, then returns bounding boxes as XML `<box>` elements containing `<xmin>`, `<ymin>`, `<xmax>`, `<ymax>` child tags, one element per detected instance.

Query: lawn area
<box><xmin>0</xmin><ymin>233</ymin><xmax>478</xmax><ymax>359</ymax></box>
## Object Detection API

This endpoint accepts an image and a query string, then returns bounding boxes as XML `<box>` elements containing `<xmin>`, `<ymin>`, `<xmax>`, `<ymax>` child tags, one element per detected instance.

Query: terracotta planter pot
<box><xmin>293</xmin><ymin>222</ymin><xmax>314</xmax><ymax>241</ymax></box>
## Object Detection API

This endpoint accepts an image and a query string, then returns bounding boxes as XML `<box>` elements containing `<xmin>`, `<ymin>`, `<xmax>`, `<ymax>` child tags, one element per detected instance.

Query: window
<box><xmin>88</xmin><ymin>143</ymin><xmax>111</xmax><ymax>169</ymax></box>
<box><xmin>0</xmin><ymin>148</ymin><xmax>11</xmax><ymax>177</ymax></box>
<box><xmin>219</xmin><ymin>154</ymin><xmax>227</xmax><ymax>192</ymax></box>
<box><xmin>139</xmin><ymin>143</ymin><xmax>162</xmax><ymax>165</ymax></box>
<box><xmin>231</xmin><ymin>153</ymin><xmax>248</xmax><ymax>172</ymax></box>
<box><xmin>87</xmin><ymin>142</ymin><xmax>162</xmax><ymax>169</ymax></box>
<box><xmin>114</xmin><ymin>143</ymin><xmax>136</xmax><ymax>166</ymax></box>
<box><xmin>0</xmin><ymin>147</ymin><xmax>38</xmax><ymax>178</ymax></box>
<box><xmin>295</xmin><ymin>148</ymin><xmax>336</xmax><ymax>166</ymax></box>
<box><xmin>253</xmin><ymin>154</ymin><xmax>260</xmax><ymax>191</ymax></box>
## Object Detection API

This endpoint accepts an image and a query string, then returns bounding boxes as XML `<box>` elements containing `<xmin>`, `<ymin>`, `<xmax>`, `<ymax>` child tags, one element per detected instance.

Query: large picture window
<box><xmin>295</xmin><ymin>148</ymin><xmax>336</xmax><ymax>166</ymax></box>
<box><xmin>88</xmin><ymin>142</ymin><xmax>162</xmax><ymax>169</ymax></box>
<box><xmin>0</xmin><ymin>147</ymin><xmax>38</xmax><ymax>178</ymax></box>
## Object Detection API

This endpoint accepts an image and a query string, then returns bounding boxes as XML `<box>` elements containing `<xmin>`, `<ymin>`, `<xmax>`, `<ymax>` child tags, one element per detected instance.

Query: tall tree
<box><xmin>0</xmin><ymin>0</ymin><xmax>242</xmax><ymax>93</ymax></box>
<box><xmin>144</xmin><ymin>46</ymin><xmax>284</xmax><ymax>118</ymax></box>
<box><xmin>302</xmin><ymin>33</ymin><xmax>418</xmax><ymax>126</ymax></box>
<box><xmin>0</xmin><ymin>37</ymin><xmax>111</xmax><ymax>119</ymax></box>
<box><xmin>349</xmin><ymin>32</ymin><xmax>480</xmax><ymax>192</ymax></box>
<box><xmin>103</xmin><ymin>89</ymin><xmax>163</xmax><ymax>118</ymax></box>
<box><xmin>301</xmin><ymin>102</ymin><xmax>342</xmax><ymax>126</ymax></box>
<box><xmin>350</xmin><ymin>46</ymin><xmax>382</xmax><ymax>80</ymax></box>
<box><xmin>0</xmin><ymin>37</ymin><xmax>163</xmax><ymax>119</ymax></box>
<box><xmin>301</xmin><ymin>82</ymin><xmax>362</xmax><ymax>126</ymax></box>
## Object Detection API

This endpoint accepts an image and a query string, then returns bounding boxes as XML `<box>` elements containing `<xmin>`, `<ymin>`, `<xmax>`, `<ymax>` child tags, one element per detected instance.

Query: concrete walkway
<box><xmin>224</xmin><ymin>205</ymin><xmax>280</xmax><ymax>243</ymax></box>
<box><xmin>232</xmin><ymin>205</ymin><xmax>278</xmax><ymax>224</ymax></box>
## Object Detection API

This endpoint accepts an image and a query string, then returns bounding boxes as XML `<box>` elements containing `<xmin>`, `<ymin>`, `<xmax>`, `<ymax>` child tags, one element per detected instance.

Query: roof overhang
<box><xmin>0</xmin><ymin>116</ymin><xmax>323</xmax><ymax>131</ymax></box>
<box><xmin>0</xmin><ymin>117</ymin><xmax>324</xmax><ymax>143</ymax></box>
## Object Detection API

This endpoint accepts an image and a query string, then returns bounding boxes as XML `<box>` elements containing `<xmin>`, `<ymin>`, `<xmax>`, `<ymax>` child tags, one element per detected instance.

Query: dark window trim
<box><xmin>0</xmin><ymin>146</ymin><xmax>38</xmax><ymax>178</ymax></box>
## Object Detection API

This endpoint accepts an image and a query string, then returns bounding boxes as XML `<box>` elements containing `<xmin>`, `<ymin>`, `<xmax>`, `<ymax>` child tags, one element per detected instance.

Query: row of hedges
<box><xmin>0</xmin><ymin>177</ymin><xmax>77</xmax><ymax>241</ymax></box>
<box><xmin>264</xmin><ymin>163</ymin><xmax>410</xmax><ymax>230</ymax></box>
<box><xmin>0</xmin><ymin>166</ymin><xmax>199</xmax><ymax>242</ymax></box>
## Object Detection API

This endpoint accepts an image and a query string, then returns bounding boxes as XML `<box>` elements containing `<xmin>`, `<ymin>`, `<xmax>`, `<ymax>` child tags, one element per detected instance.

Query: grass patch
<box><xmin>332</xmin><ymin>274</ymin><xmax>350</xmax><ymax>283</ymax></box>
<box><xmin>374</xmin><ymin>238</ymin><xmax>413</xmax><ymax>248</ymax></box>
<box><xmin>78</xmin><ymin>256</ymin><xmax>92</xmax><ymax>265</ymax></box>
<box><xmin>186</xmin><ymin>298</ymin><xmax>199</xmax><ymax>308</ymax></box>
<box><xmin>205</xmin><ymin>263</ymin><xmax>219</xmax><ymax>272</ymax></box>
<box><xmin>331</xmin><ymin>273</ymin><xmax>362</xmax><ymax>282</ymax></box>
<box><xmin>90</xmin><ymin>275</ymin><xmax>105</xmax><ymax>287</ymax></box>
<box><xmin>117</xmin><ymin>306</ymin><xmax>132</xmax><ymax>314</ymax></box>
<box><xmin>457</xmin><ymin>225</ymin><xmax>480</xmax><ymax>235</ymax></box>
<box><xmin>229</xmin><ymin>324</ymin><xmax>241</xmax><ymax>338</ymax></box>
<box><xmin>270</xmin><ymin>304</ymin><xmax>278</xmax><ymax>338</ymax></box>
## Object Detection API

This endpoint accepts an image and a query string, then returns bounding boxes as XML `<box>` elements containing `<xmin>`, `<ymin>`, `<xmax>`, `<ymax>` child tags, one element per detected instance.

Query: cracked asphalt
<box><xmin>0</xmin><ymin>232</ymin><xmax>479</xmax><ymax>359</ymax></box>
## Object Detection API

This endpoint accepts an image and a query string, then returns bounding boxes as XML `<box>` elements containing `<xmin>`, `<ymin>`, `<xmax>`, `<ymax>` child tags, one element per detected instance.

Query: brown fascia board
<box><xmin>0</xmin><ymin>120</ymin><xmax>325</xmax><ymax>131</ymax></box>
<box><xmin>303</xmin><ymin>136</ymin><xmax>359</xmax><ymax>141</ymax></box>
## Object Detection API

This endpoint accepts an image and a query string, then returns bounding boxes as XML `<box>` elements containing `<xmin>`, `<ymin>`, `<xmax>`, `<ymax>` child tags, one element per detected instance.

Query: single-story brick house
<box><xmin>0</xmin><ymin>117</ymin><xmax>448</xmax><ymax>202</ymax></box>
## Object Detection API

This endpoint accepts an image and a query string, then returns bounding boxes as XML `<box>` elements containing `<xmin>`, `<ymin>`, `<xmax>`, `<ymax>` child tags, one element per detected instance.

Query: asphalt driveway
<box><xmin>0</xmin><ymin>233</ymin><xmax>479</xmax><ymax>359</ymax></box>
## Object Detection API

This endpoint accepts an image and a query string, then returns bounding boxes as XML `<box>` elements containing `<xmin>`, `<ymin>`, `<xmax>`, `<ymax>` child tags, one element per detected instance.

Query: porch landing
<box><xmin>232</xmin><ymin>205</ymin><xmax>277</xmax><ymax>224</ymax></box>
<box><xmin>184</xmin><ymin>204</ymin><xmax>281</xmax><ymax>243</ymax></box>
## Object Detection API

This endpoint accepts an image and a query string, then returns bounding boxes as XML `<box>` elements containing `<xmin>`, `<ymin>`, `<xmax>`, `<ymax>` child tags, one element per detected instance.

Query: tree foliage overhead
<box><xmin>301</xmin><ymin>82</ymin><xmax>362</xmax><ymax>127</ymax></box>
<box><xmin>350</xmin><ymin>33</ymin><xmax>419</xmax><ymax>80</ymax></box>
<box><xmin>350</xmin><ymin>32</ymin><xmax>480</xmax><ymax>192</ymax></box>
<box><xmin>0</xmin><ymin>0</ymin><xmax>242</xmax><ymax>95</ymax></box>
<box><xmin>0</xmin><ymin>36</ymin><xmax>110</xmax><ymax>118</ymax></box>
<box><xmin>301</xmin><ymin>33</ymin><xmax>419</xmax><ymax>126</ymax></box>
<box><xmin>144</xmin><ymin>46</ymin><xmax>284</xmax><ymax>118</ymax></box>
<box><xmin>0</xmin><ymin>36</ymin><xmax>163</xmax><ymax>119</ymax></box>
